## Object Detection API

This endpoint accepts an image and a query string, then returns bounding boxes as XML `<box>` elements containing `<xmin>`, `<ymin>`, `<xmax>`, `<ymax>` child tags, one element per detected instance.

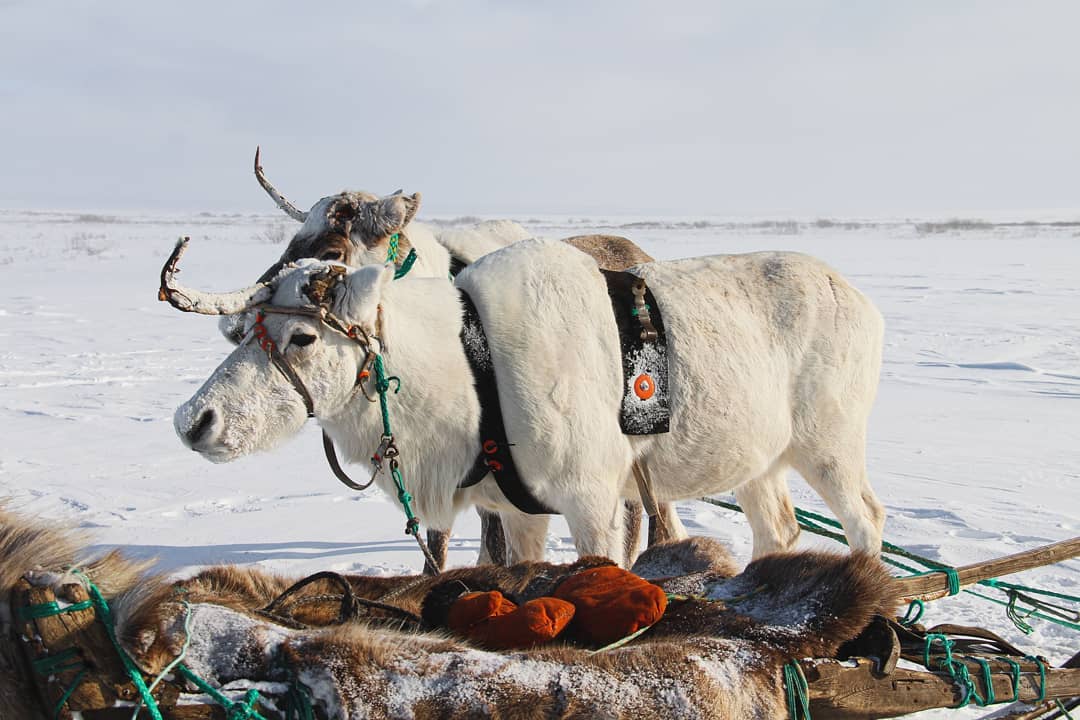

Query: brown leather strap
<box><xmin>322</xmin><ymin>431</ymin><xmax>374</xmax><ymax>491</ymax></box>
<box><xmin>631</xmin><ymin>460</ymin><xmax>669</xmax><ymax>541</ymax></box>
<box><xmin>267</xmin><ymin>344</ymin><xmax>316</xmax><ymax>417</ymax></box>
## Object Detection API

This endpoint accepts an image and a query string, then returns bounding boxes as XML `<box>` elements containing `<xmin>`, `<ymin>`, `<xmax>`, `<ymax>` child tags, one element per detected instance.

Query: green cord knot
<box><xmin>375</xmin><ymin>374</ymin><xmax>401</xmax><ymax>395</ymax></box>
<box><xmin>227</xmin><ymin>689</ymin><xmax>263</xmax><ymax>719</ymax></box>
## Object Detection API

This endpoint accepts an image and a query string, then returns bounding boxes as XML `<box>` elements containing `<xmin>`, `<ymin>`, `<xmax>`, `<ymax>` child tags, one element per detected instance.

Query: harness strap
<box><xmin>267</xmin><ymin>344</ymin><xmax>315</xmax><ymax>418</ymax></box>
<box><xmin>322</xmin><ymin>431</ymin><xmax>374</xmax><ymax>491</ymax></box>
<box><xmin>458</xmin><ymin>289</ymin><xmax>556</xmax><ymax>515</ymax></box>
<box><xmin>457</xmin><ymin>453</ymin><xmax>489</xmax><ymax>490</ymax></box>
<box><xmin>631</xmin><ymin>460</ymin><xmax>668</xmax><ymax>538</ymax></box>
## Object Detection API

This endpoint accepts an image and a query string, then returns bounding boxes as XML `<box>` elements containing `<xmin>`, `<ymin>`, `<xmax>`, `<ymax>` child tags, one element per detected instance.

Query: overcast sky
<box><xmin>1</xmin><ymin>1</ymin><xmax>1077</xmax><ymax>216</ymax></box>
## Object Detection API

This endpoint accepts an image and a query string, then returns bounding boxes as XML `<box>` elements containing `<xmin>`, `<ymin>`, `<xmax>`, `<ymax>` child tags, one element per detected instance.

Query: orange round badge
<box><xmin>633</xmin><ymin>374</ymin><xmax>655</xmax><ymax>400</ymax></box>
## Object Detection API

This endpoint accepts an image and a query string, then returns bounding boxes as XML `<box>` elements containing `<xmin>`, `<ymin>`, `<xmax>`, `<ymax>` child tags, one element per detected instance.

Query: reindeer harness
<box><xmin>454</xmin><ymin>270</ymin><xmax>672</xmax><ymax>516</ymax></box>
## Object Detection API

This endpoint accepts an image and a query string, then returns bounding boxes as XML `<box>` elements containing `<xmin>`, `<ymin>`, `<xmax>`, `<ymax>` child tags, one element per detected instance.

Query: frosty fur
<box><xmin>1</xmin><ymin>509</ymin><xmax>898</xmax><ymax>720</ymax></box>
<box><xmin>177</xmin><ymin>239</ymin><xmax>886</xmax><ymax>563</ymax></box>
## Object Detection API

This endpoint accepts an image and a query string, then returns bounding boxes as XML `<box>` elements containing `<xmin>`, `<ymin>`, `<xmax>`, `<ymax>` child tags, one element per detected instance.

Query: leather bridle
<box><xmin>246</xmin><ymin>303</ymin><xmax>380</xmax><ymax>491</ymax></box>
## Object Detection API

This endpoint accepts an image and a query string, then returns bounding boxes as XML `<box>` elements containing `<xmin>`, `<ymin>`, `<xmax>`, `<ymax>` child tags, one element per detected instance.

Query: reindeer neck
<box><xmin>321</xmin><ymin>278</ymin><xmax>481</xmax><ymax>529</ymax></box>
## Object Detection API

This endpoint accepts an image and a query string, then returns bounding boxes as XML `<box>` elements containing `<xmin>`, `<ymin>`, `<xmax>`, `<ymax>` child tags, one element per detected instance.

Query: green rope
<box><xmin>994</xmin><ymin>656</ymin><xmax>1023</xmax><ymax>701</ymax></box>
<box><xmin>1006</xmin><ymin>590</ymin><xmax>1036</xmax><ymax>634</ymax></box>
<box><xmin>72</xmin><ymin>570</ymin><xmax>164</xmax><ymax>720</ymax></box>
<box><xmin>175</xmin><ymin>665</ymin><xmax>268</xmax><ymax>720</ymax></box>
<box><xmin>1056</xmin><ymin>699</ymin><xmax>1076</xmax><ymax>719</ymax></box>
<box><xmin>372</xmin><ymin>355</ymin><xmax>399</xmax><ymax>438</ymax></box>
<box><xmin>36</xmin><ymin>574</ymin><xmax>284</xmax><ymax>720</ymax></box>
<box><xmin>20</xmin><ymin>599</ymin><xmax>93</xmax><ymax>621</ymax></box>
<box><xmin>782</xmin><ymin>661</ymin><xmax>812</xmax><ymax>719</ymax></box>
<box><xmin>1027</xmin><ymin>655</ymin><xmax>1048</xmax><ymax>703</ymax></box>
<box><xmin>964</xmin><ymin>655</ymin><xmax>996</xmax><ymax>706</ymax></box>
<box><xmin>908</xmin><ymin>568</ymin><xmax>961</xmax><ymax>596</ymax></box>
<box><xmin>394</xmin><ymin>248</ymin><xmax>418</xmax><ymax>279</ymax></box>
<box><xmin>981</xmin><ymin>578</ymin><xmax>1080</xmax><ymax>604</ymax></box>
<box><xmin>372</xmin><ymin>353</ymin><xmax>420</xmax><ymax>538</ymax></box>
<box><xmin>791</xmin><ymin>505</ymin><xmax>1080</xmax><ymax>605</ymax></box>
<box><xmin>924</xmin><ymin>633</ymin><xmax>976</xmax><ymax>707</ymax></box>
<box><xmin>386</xmin><ymin>233</ymin><xmax>400</xmax><ymax>262</ymax></box>
<box><xmin>369</xmin><ymin>350</ymin><xmax>440</xmax><ymax>574</ymax></box>
<box><xmin>899</xmin><ymin>599</ymin><xmax>925</xmax><ymax>626</ymax></box>
<box><xmin>284</xmin><ymin>678</ymin><xmax>316</xmax><ymax>720</ymax></box>
<box><xmin>134</xmin><ymin>597</ymin><xmax>193</xmax><ymax>719</ymax></box>
<box><xmin>53</xmin><ymin>668</ymin><xmax>89</xmax><ymax>720</ymax></box>
<box><xmin>921</xmin><ymin>639</ymin><xmax>1053</xmax><ymax>710</ymax></box>
<box><xmin>33</xmin><ymin>647</ymin><xmax>84</xmax><ymax>676</ymax></box>
<box><xmin>391</xmin><ymin>464</ymin><xmax>421</xmax><ymax>535</ymax></box>
<box><xmin>698</xmin><ymin>497</ymin><xmax>1080</xmax><ymax>632</ymax></box>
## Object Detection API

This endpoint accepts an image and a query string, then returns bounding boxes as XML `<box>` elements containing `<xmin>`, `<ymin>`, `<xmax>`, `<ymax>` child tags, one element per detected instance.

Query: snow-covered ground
<box><xmin>1</xmin><ymin>209</ymin><xmax>1077</xmax><ymax>718</ymax></box>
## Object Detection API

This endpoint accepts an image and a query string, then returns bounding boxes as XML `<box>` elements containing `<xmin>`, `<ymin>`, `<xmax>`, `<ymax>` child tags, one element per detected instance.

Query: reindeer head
<box><xmin>254</xmin><ymin>147</ymin><xmax>422</xmax><ymax>278</ymax></box>
<box><xmin>217</xmin><ymin>148</ymin><xmax>423</xmax><ymax>344</ymax></box>
<box><xmin>163</xmin><ymin>239</ymin><xmax>396</xmax><ymax>462</ymax></box>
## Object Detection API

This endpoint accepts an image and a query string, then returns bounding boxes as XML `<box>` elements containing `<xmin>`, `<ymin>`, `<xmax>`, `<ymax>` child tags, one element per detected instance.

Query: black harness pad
<box><xmin>601</xmin><ymin>269</ymin><xmax>671</xmax><ymax>435</ymax></box>
<box><xmin>459</xmin><ymin>289</ymin><xmax>555</xmax><ymax>515</ymax></box>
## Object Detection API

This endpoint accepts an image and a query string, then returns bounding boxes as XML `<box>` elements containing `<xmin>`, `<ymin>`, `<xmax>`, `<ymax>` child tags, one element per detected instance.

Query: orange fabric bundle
<box><xmin>447</xmin><ymin>591</ymin><xmax>517</xmax><ymax>632</ymax></box>
<box><xmin>448</xmin><ymin>591</ymin><xmax>576</xmax><ymax>651</ymax></box>
<box><xmin>553</xmin><ymin>566</ymin><xmax>668</xmax><ymax>646</ymax></box>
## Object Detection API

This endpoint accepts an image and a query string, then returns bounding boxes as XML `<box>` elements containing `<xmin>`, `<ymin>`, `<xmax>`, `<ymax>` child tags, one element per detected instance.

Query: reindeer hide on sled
<box><xmin>0</xmin><ymin>508</ymin><xmax>899</xmax><ymax>720</ymax></box>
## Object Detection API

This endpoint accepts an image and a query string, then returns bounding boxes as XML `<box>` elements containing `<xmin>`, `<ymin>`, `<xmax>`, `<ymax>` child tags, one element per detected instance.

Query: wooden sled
<box><xmin>3</xmin><ymin>507</ymin><xmax>1077</xmax><ymax>719</ymax></box>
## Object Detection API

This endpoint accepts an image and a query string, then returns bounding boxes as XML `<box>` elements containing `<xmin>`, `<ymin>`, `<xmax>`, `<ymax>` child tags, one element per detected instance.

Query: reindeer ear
<box><xmin>340</xmin><ymin>263</ymin><xmax>396</xmax><ymax>324</ymax></box>
<box><xmin>373</xmin><ymin>192</ymin><xmax>421</xmax><ymax>233</ymax></box>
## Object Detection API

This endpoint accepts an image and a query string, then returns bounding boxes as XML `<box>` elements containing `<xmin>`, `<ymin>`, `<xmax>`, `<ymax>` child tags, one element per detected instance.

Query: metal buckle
<box><xmin>370</xmin><ymin>435</ymin><xmax>395</xmax><ymax>476</ymax></box>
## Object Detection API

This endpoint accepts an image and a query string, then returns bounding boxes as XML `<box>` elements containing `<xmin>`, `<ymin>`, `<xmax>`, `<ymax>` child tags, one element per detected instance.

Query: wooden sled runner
<box><xmin>2</xmin><ymin>508</ymin><xmax>1076</xmax><ymax>720</ymax></box>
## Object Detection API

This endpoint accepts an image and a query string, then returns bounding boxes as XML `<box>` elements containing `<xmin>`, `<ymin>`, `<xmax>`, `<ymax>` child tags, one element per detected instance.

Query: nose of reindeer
<box><xmin>187</xmin><ymin>408</ymin><xmax>217</xmax><ymax>444</ymax></box>
<box><xmin>178</xmin><ymin>407</ymin><xmax>221</xmax><ymax>450</ymax></box>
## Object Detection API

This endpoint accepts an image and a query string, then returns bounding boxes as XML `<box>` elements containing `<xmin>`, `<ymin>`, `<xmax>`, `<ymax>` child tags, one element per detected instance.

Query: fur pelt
<box><xmin>0</xmin><ymin>506</ymin><xmax>155</xmax><ymax>720</ymax></box>
<box><xmin>2</xmin><ymin>508</ymin><xmax>899</xmax><ymax>720</ymax></box>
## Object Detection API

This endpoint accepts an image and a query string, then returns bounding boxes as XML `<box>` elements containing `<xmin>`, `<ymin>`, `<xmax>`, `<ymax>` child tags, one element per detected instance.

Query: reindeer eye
<box><xmin>290</xmin><ymin>333</ymin><xmax>317</xmax><ymax>348</ymax></box>
<box><xmin>319</xmin><ymin>250</ymin><xmax>344</xmax><ymax>261</ymax></box>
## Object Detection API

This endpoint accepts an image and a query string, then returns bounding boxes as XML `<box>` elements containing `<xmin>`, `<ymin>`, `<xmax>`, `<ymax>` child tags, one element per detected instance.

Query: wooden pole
<box><xmin>803</xmin><ymin>657</ymin><xmax>1080</xmax><ymax>720</ymax></box>
<box><xmin>977</xmin><ymin>649</ymin><xmax>1080</xmax><ymax>720</ymax></box>
<box><xmin>896</xmin><ymin>536</ymin><xmax>1080</xmax><ymax>602</ymax></box>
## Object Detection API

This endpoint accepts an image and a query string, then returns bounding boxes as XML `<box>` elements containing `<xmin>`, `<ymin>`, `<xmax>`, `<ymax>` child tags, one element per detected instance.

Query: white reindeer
<box><xmin>168</xmin><ymin>237</ymin><xmax>886</xmax><ymax>563</ymax></box>
<box><xmin>241</xmin><ymin>151</ymin><xmax>693</xmax><ymax>565</ymax></box>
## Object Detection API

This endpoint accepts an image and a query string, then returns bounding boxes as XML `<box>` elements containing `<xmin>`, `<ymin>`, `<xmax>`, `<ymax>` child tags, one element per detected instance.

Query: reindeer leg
<box><xmin>623</xmin><ymin>499</ymin><xmax>643</xmax><ymax>567</ymax></box>
<box><xmin>476</xmin><ymin>508</ymin><xmax>507</xmax><ymax>566</ymax></box>
<box><xmin>736</xmin><ymin>464</ymin><xmax>800</xmax><ymax>559</ymax></box>
<box><xmin>499</xmin><ymin>511</ymin><xmax>550</xmax><ymax>564</ymax></box>
<box><xmin>424</xmin><ymin>529</ymin><xmax>449</xmax><ymax>573</ymax></box>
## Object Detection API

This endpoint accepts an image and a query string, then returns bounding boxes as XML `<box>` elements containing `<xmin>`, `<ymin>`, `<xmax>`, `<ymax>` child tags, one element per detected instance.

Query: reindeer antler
<box><xmin>254</xmin><ymin>146</ymin><xmax>308</xmax><ymax>223</ymax></box>
<box><xmin>159</xmin><ymin>237</ymin><xmax>274</xmax><ymax>315</ymax></box>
